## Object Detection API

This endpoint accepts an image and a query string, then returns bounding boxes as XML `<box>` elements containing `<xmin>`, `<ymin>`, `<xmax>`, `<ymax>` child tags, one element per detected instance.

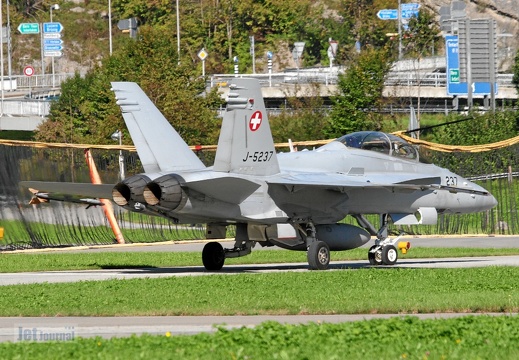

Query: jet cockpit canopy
<box><xmin>336</xmin><ymin>131</ymin><xmax>418</xmax><ymax>161</ymax></box>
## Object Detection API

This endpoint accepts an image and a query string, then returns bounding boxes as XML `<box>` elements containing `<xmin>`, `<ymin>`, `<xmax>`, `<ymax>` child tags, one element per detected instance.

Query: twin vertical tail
<box><xmin>110</xmin><ymin>82</ymin><xmax>206</xmax><ymax>173</ymax></box>
<box><xmin>111</xmin><ymin>80</ymin><xmax>278</xmax><ymax>177</ymax></box>
<box><xmin>213</xmin><ymin>78</ymin><xmax>280</xmax><ymax>176</ymax></box>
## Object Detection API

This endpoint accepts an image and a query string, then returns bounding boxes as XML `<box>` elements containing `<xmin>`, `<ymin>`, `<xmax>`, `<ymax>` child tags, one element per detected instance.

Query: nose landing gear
<box><xmin>366</xmin><ymin>214</ymin><xmax>410</xmax><ymax>266</ymax></box>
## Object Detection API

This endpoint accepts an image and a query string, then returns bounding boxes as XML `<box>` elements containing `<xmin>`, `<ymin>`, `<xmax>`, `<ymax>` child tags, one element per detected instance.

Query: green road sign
<box><xmin>450</xmin><ymin>69</ymin><xmax>460</xmax><ymax>83</ymax></box>
<box><xmin>18</xmin><ymin>23</ymin><xmax>40</xmax><ymax>34</ymax></box>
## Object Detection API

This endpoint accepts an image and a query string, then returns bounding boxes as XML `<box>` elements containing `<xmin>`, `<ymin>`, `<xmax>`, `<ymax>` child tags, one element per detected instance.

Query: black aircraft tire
<box><xmin>381</xmin><ymin>245</ymin><xmax>398</xmax><ymax>265</ymax></box>
<box><xmin>202</xmin><ymin>242</ymin><xmax>225</xmax><ymax>271</ymax></box>
<box><xmin>368</xmin><ymin>245</ymin><xmax>382</xmax><ymax>265</ymax></box>
<box><xmin>307</xmin><ymin>241</ymin><xmax>330</xmax><ymax>270</ymax></box>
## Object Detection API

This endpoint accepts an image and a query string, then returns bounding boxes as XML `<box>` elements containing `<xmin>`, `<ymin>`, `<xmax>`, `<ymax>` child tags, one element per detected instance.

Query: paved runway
<box><xmin>2</xmin><ymin>236</ymin><xmax>518</xmax><ymax>343</ymax></box>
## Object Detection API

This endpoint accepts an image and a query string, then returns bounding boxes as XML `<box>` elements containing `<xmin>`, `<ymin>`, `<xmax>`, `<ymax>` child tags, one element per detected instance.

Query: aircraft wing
<box><xmin>266</xmin><ymin>173</ymin><xmax>492</xmax><ymax>196</ymax></box>
<box><xmin>20</xmin><ymin>181</ymin><xmax>114</xmax><ymax>200</ymax></box>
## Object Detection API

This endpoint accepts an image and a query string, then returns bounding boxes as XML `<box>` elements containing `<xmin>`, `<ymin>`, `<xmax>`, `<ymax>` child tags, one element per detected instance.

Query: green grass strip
<box><xmin>1</xmin><ymin>316</ymin><xmax>518</xmax><ymax>359</ymax></box>
<box><xmin>2</xmin><ymin>247</ymin><xmax>519</xmax><ymax>273</ymax></box>
<box><xmin>1</xmin><ymin>268</ymin><xmax>519</xmax><ymax>316</ymax></box>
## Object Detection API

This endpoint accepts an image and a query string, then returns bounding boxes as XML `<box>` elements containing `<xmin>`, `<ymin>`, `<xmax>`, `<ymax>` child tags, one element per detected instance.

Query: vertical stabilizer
<box><xmin>213</xmin><ymin>78</ymin><xmax>280</xmax><ymax>176</ymax></box>
<box><xmin>111</xmin><ymin>82</ymin><xmax>206</xmax><ymax>173</ymax></box>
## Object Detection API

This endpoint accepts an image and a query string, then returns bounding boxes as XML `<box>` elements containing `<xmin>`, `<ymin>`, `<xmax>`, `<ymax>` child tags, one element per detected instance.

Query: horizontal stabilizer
<box><xmin>186</xmin><ymin>177</ymin><xmax>261</xmax><ymax>204</ymax></box>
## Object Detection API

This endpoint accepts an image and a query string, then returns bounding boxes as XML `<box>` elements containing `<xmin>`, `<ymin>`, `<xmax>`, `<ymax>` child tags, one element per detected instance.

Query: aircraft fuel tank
<box><xmin>265</xmin><ymin>223</ymin><xmax>371</xmax><ymax>251</ymax></box>
<box><xmin>315</xmin><ymin>224</ymin><xmax>371</xmax><ymax>250</ymax></box>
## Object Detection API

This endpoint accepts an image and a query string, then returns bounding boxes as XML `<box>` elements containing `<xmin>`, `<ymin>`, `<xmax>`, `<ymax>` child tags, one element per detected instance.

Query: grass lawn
<box><xmin>1</xmin><ymin>267</ymin><xmax>518</xmax><ymax>316</ymax></box>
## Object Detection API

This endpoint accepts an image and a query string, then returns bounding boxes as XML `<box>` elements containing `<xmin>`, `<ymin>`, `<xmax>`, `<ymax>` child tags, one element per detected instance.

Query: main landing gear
<box><xmin>202</xmin><ymin>239</ymin><xmax>253</xmax><ymax>271</ymax></box>
<box><xmin>366</xmin><ymin>214</ymin><xmax>410</xmax><ymax>266</ymax></box>
<box><xmin>305</xmin><ymin>223</ymin><xmax>331</xmax><ymax>270</ymax></box>
<box><xmin>201</xmin><ymin>224</ymin><xmax>253</xmax><ymax>271</ymax></box>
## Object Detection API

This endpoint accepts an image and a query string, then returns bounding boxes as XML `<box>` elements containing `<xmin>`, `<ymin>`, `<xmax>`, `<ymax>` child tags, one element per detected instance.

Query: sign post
<box><xmin>267</xmin><ymin>51</ymin><xmax>273</xmax><ymax>87</ymax></box>
<box><xmin>18</xmin><ymin>23</ymin><xmax>44</xmax><ymax>78</ymax></box>
<box><xmin>43</xmin><ymin>22</ymin><xmax>64</xmax><ymax>88</ymax></box>
<box><xmin>377</xmin><ymin>3</ymin><xmax>420</xmax><ymax>59</ymax></box>
<box><xmin>23</xmin><ymin>65</ymin><xmax>35</xmax><ymax>97</ymax></box>
<box><xmin>233</xmin><ymin>56</ymin><xmax>239</xmax><ymax>77</ymax></box>
<box><xmin>327</xmin><ymin>39</ymin><xmax>338</xmax><ymax>68</ymax></box>
<box><xmin>197</xmin><ymin>48</ymin><xmax>207</xmax><ymax>77</ymax></box>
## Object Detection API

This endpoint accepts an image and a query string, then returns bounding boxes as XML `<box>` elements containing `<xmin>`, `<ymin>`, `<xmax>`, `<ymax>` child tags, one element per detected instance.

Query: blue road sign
<box><xmin>44</xmin><ymin>39</ymin><xmax>63</xmax><ymax>46</ymax></box>
<box><xmin>401</xmin><ymin>3</ymin><xmax>421</xmax><ymax>10</ymax></box>
<box><xmin>402</xmin><ymin>9</ymin><xmax>419</xmax><ymax>19</ymax></box>
<box><xmin>446</xmin><ymin>35</ymin><xmax>461</xmax><ymax>94</ymax></box>
<box><xmin>44</xmin><ymin>45</ymin><xmax>63</xmax><ymax>51</ymax></box>
<box><xmin>43</xmin><ymin>22</ymin><xmax>64</xmax><ymax>33</ymax></box>
<box><xmin>445</xmin><ymin>35</ymin><xmax>496</xmax><ymax>96</ymax></box>
<box><xmin>377</xmin><ymin>9</ymin><xmax>398</xmax><ymax>20</ymax></box>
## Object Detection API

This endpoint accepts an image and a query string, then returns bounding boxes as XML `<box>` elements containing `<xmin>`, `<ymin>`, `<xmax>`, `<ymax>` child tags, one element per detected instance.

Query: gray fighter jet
<box><xmin>23</xmin><ymin>79</ymin><xmax>497</xmax><ymax>270</ymax></box>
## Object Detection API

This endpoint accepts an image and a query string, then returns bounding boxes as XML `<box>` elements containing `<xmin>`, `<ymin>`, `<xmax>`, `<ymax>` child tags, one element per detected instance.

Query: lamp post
<box><xmin>49</xmin><ymin>4</ymin><xmax>59</xmax><ymax>88</ymax></box>
<box><xmin>108</xmin><ymin>0</ymin><xmax>112</xmax><ymax>55</ymax></box>
<box><xmin>111</xmin><ymin>130</ymin><xmax>125</xmax><ymax>181</ymax></box>
<box><xmin>50</xmin><ymin>4</ymin><xmax>59</xmax><ymax>22</ymax></box>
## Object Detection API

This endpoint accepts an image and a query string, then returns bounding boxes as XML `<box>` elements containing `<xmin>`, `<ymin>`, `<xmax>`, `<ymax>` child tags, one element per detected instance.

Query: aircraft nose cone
<box><xmin>472</xmin><ymin>182</ymin><xmax>497</xmax><ymax>211</ymax></box>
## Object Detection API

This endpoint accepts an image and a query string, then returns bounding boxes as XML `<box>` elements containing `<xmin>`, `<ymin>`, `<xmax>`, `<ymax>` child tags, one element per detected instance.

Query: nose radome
<box><xmin>470</xmin><ymin>181</ymin><xmax>497</xmax><ymax>211</ymax></box>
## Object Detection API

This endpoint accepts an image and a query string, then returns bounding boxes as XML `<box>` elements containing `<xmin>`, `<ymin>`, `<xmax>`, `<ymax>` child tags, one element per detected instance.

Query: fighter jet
<box><xmin>22</xmin><ymin>79</ymin><xmax>497</xmax><ymax>270</ymax></box>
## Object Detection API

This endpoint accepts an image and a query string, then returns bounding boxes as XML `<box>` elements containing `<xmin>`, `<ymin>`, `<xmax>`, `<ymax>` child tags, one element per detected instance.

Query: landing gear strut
<box><xmin>365</xmin><ymin>214</ymin><xmax>407</xmax><ymax>266</ymax></box>
<box><xmin>304</xmin><ymin>222</ymin><xmax>330</xmax><ymax>270</ymax></box>
<box><xmin>202</xmin><ymin>223</ymin><xmax>253</xmax><ymax>271</ymax></box>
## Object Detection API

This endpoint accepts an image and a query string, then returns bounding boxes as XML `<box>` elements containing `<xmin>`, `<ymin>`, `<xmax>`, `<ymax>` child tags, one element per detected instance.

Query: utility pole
<box><xmin>398</xmin><ymin>0</ymin><xmax>403</xmax><ymax>60</ymax></box>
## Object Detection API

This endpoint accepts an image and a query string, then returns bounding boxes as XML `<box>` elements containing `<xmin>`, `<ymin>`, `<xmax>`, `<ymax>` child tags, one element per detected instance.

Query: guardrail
<box><xmin>385</xmin><ymin>73</ymin><xmax>515</xmax><ymax>88</ymax></box>
<box><xmin>4</xmin><ymin>71</ymin><xmax>516</xmax><ymax>92</ymax></box>
<box><xmin>210</xmin><ymin>72</ymin><xmax>516</xmax><ymax>88</ymax></box>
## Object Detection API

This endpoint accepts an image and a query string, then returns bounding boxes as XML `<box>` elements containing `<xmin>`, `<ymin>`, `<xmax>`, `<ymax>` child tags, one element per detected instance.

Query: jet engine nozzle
<box><xmin>112</xmin><ymin>175</ymin><xmax>151</xmax><ymax>206</ymax></box>
<box><xmin>143</xmin><ymin>174</ymin><xmax>187</xmax><ymax>211</ymax></box>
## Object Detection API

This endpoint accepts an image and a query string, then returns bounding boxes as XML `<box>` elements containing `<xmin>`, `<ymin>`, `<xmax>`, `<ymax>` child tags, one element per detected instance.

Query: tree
<box><xmin>325</xmin><ymin>48</ymin><xmax>392</xmax><ymax>137</ymax></box>
<box><xmin>36</xmin><ymin>25</ymin><xmax>223</xmax><ymax>146</ymax></box>
<box><xmin>269</xmin><ymin>84</ymin><xmax>329</xmax><ymax>143</ymax></box>
<box><xmin>403</xmin><ymin>9</ymin><xmax>441</xmax><ymax>59</ymax></box>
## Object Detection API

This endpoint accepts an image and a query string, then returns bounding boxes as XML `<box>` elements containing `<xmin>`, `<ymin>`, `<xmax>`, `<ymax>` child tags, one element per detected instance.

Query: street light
<box><xmin>49</xmin><ymin>4</ymin><xmax>59</xmax><ymax>88</ymax></box>
<box><xmin>50</xmin><ymin>4</ymin><xmax>59</xmax><ymax>22</ymax></box>
<box><xmin>111</xmin><ymin>130</ymin><xmax>125</xmax><ymax>180</ymax></box>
